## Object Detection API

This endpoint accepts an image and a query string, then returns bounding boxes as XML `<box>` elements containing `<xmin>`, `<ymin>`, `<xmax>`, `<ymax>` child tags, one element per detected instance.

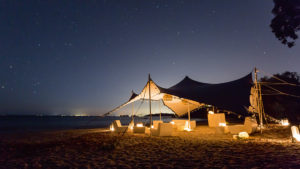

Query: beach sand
<box><xmin>1</xmin><ymin>125</ymin><xmax>300</xmax><ymax>168</ymax></box>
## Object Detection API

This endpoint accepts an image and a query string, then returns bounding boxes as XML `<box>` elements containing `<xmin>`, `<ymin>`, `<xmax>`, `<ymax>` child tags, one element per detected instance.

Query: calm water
<box><xmin>0</xmin><ymin>116</ymin><xmax>203</xmax><ymax>133</ymax></box>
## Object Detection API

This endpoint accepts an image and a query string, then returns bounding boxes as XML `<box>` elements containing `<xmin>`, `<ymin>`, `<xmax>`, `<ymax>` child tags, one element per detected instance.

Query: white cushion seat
<box><xmin>228</xmin><ymin>117</ymin><xmax>258</xmax><ymax>135</ymax></box>
<box><xmin>207</xmin><ymin>113</ymin><xmax>226</xmax><ymax>127</ymax></box>
<box><xmin>172</xmin><ymin>120</ymin><xmax>196</xmax><ymax>131</ymax></box>
<box><xmin>153</xmin><ymin>120</ymin><xmax>163</xmax><ymax>129</ymax></box>
<box><xmin>133</xmin><ymin>126</ymin><xmax>146</xmax><ymax>133</ymax></box>
<box><xmin>111</xmin><ymin>120</ymin><xmax>128</xmax><ymax>133</ymax></box>
<box><xmin>151</xmin><ymin>123</ymin><xmax>173</xmax><ymax>136</ymax></box>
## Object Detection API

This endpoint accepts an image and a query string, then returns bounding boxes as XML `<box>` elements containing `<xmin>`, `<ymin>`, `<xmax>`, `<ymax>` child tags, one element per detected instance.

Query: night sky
<box><xmin>1</xmin><ymin>0</ymin><xmax>300</xmax><ymax>115</ymax></box>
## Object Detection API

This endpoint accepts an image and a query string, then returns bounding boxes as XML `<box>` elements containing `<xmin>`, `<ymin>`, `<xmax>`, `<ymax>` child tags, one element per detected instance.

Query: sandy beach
<box><xmin>1</xmin><ymin>125</ymin><xmax>300</xmax><ymax>168</ymax></box>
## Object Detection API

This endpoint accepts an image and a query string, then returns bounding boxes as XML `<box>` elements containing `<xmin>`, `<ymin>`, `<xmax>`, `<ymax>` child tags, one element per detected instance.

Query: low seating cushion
<box><xmin>151</xmin><ymin>123</ymin><xmax>173</xmax><ymax>136</ymax></box>
<box><xmin>207</xmin><ymin>113</ymin><xmax>226</xmax><ymax>127</ymax></box>
<box><xmin>153</xmin><ymin>120</ymin><xmax>163</xmax><ymax>129</ymax></box>
<box><xmin>172</xmin><ymin>120</ymin><xmax>196</xmax><ymax>131</ymax></box>
<box><xmin>112</xmin><ymin>120</ymin><xmax>128</xmax><ymax>133</ymax></box>
<box><xmin>228</xmin><ymin>117</ymin><xmax>258</xmax><ymax>134</ymax></box>
<box><xmin>133</xmin><ymin>126</ymin><xmax>146</xmax><ymax>133</ymax></box>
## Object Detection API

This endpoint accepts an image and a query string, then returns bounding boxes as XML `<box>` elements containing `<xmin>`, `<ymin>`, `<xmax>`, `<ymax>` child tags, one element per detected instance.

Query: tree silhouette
<box><xmin>270</xmin><ymin>0</ymin><xmax>300</xmax><ymax>47</ymax></box>
<box><xmin>260</xmin><ymin>72</ymin><xmax>300</xmax><ymax>124</ymax></box>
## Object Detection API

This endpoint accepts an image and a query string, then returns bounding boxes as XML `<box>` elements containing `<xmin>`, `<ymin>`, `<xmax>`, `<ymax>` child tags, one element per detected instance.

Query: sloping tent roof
<box><xmin>107</xmin><ymin>72</ymin><xmax>253</xmax><ymax>117</ymax></box>
<box><xmin>105</xmin><ymin>80</ymin><xmax>164</xmax><ymax>116</ymax></box>
<box><xmin>168</xmin><ymin>76</ymin><xmax>210</xmax><ymax>89</ymax></box>
<box><xmin>159</xmin><ymin>73</ymin><xmax>253</xmax><ymax>116</ymax></box>
<box><xmin>128</xmin><ymin>91</ymin><xmax>138</xmax><ymax>101</ymax></box>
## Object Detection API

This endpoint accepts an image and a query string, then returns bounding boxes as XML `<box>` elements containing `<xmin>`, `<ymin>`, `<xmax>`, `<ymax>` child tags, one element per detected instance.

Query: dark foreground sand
<box><xmin>1</xmin><ymin>125</ymin><xmax>300</xmax><ymax>169</ymax></box>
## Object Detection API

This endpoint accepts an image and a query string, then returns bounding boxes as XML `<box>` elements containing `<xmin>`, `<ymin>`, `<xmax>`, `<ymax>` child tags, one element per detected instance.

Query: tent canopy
<box><xmin>107</xmin><ymin>72</ymin><xmax>253</xmax><ymax>117</ymax></box>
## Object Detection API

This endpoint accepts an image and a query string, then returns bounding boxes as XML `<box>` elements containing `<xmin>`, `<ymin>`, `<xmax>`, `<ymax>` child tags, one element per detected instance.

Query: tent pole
<box><xmin>254</xmin><ymin>67</ymin><xmax>263</xmax><ymax>134</ymax></box>
<box><xmin>132</xmin><ymin>101</ymin><xmax>134</xmax><ymax>122</ymax></box>
<box><xmin>258</xmin><ymin>82</ymin><xmax>266</xmax><ymax>126</ymax></box>
<box><xmin>188</xmin><ymin>102</ymin><xmax>191</xmax><ymax>129</ymax></box>
<box><xmin>159</xmin><ymin>100</ymin><xmax>161</xmax><ymax>121</ymax></box>
<box><xmin>148</xmin><ymin>74</ymin><xmax>152</xmax><ymax>130</ymax></box>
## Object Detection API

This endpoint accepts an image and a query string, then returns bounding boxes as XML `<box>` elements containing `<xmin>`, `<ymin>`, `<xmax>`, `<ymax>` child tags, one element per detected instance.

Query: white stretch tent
<box><xmin>106</xmin><ymin>73</ymin><xmax>253</xmax><ymax>118</ymax></box>
<box><xmin>106</xmin><ymin>78</ymin><xmax>204</xmax><ymax>117</ymax></box>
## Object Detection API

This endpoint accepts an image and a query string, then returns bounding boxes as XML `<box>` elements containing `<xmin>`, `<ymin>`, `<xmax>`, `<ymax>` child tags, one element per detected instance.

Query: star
<box><xmin>33</xmin><ymin>81</ymin><xmax>41</xmax><ymax>87</ymax></box>
<box><xmin>64</xmin><ymin>42</ymin><xmax>73</xmax><ymax>47</ymax></box>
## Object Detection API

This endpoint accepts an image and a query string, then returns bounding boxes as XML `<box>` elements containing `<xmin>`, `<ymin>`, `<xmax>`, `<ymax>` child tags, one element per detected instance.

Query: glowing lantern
<box><xmin>238</xmin><ymin>132</ymin><xmax>249</xmax><ymax>139</ymax></box>
<box><xmin>128</xmin><ymin>122</ymin><xmax>134</xmax><ymax>130</ymax></box>
<box><xmin>151</xmin><ymin>125</ymin><xmax>154</xmax><ymax>128</ymax></box>
<box><xmin>136</xmin><ymin>123</ymin><xmax>143</xmax><ymax>127</ymax></box>
<box><xmin>184</xmin><ymin>121</ymin><xmax>192</xmax><ymax>131</ymax></box>
<box><xmin>184</xmin><ymin>128</ymin><xmax>191</xmax><ymax>132</ymax></box>
<box><xmin>110</xmin><ymin>125</ymin><xmax>114</xmax><ymax>131</ymax></box>
<box><xmin>208</xmin><ymin>111</ymin><xmax>214</xmax><ymax>114</ymax></box>
<box><xmin>219</xmin><ymin>123</ymin><xmax>226</xmax><ymax>127</ymax></box>
<box><xmin>291</xmin><ymin>126</ymin><xmax>300</xmax><ymax>142</ymax></box>
<box><xmin>170</xmin><ymin>121</ymin><xmax>175</xmax><ymax>125</ymax></box>
<box><xmin>281</xmin><ymin>119</ymin><xmax>289</xmax><ymax>126</ymax></box>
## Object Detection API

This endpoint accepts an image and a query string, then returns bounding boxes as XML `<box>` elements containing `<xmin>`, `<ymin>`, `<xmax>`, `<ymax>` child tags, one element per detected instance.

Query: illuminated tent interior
<box><xmin>107</xmin><ymin>72</ymin><xmax>254</xmax><ymax>118</ymax></box>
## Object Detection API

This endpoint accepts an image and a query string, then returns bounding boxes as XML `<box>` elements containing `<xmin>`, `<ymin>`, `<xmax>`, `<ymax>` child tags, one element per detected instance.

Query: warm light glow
<box><xmin>170</xmin><ymin>121</ymin><xmax>175</xmax><ymax>125</ymax></box>
<box><xmin>151</xmin><ymin>125</ymin><xmax>154</xmax><ymax>128</ymax></box>
<box><xmin>219</xmin><ymin>123</ymin><xmax>226</xmax><ymax>127</ymax></box>
<box><xmin>291</xmin><ymin>126</ymin><xmax>300</xmax><ymax>142</ymax></box>
<box><xmin>136</xmin><ymin>123</ymin><xmax>143</xmax><ymax>127</ymax></box>
<box><xmin>280</xmin><ymin>119</ymin><xmax>289</xmax><ymax>126</ymax></box>
<box><xmin>208</xmin><ymin>111</ymin><xmax>214</xmax><ymax>114</ymax></box>
<box><xmin>184</xmin><ymin>121</ymin><xmax>192</xmax><ymax>131</ymax></box>
<box><xmin>184</xmin><ymin>127</ymin><xmax>192</xmax><ymax>132</ymax></box>
<box><xmin>74</xmin><ymin>113</ymin><xmax>86</xmax><ymax>117</ymax></box>
<box><xmin>238</xmin><ymin>132</ymin><xmax>249</xmax><ymax>138</ymax></box>
<box><xmin>163</xmin><ymin>94</ymin><xmax>173</xmax><ymax>101</ymax></box>
<box><xmin>110</xmin><ymin>125</ymin><xmax>114</xmax><ymax>131</ymax></box>
<box><xmin>128</xmin><ymin>122</ymin><xmax>134</xmax><ymax>130</ymax></box>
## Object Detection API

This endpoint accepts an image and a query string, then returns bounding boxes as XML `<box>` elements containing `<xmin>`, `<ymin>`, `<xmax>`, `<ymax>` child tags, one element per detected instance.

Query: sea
<box><xmin>0</xmin><ymin>115</ymin><xmax>206</xmax><ymax>134</ymax></box>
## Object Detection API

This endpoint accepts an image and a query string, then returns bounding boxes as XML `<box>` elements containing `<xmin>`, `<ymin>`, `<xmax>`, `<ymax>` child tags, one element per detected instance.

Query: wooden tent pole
<box><xmin>132</xmin><ymin>101</ymin><xmax>134</xmax><ymax>122</ymax></box>
<box><xmin>148</xmin><ymin>74</ymin><xmax>152</xmax><ymax>129</ymax></box>
<box><xmin>254</xmin><ymin>67</ymin><xmax>263</xmax><ymax>133</ymax></box>
<box><xmin>258</xmin><ymin>82</ymin><xmax>266</xmax><ymax>126</ymax></box>
<box><xmin>188</xmin><ymin>102</ymin><xmax>191</xmax><ymax>129</ymax></box>
<box><xmin>159</xmin><ymin>100</ymin><xmax>161</xmax><ymax>121</ymax></box>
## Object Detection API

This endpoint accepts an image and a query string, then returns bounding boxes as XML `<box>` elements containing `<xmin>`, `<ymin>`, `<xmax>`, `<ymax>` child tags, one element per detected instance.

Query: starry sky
<box><xmin>1</xmin><ymin>0</ymin><xmax>300</xmax><ymax>115</ymax></box>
